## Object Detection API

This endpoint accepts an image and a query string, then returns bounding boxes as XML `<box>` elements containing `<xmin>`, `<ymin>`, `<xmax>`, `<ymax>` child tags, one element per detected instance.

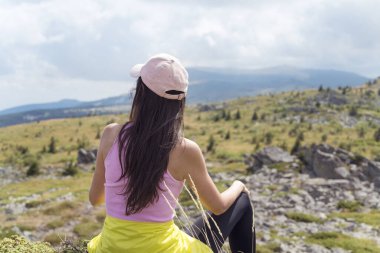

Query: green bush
<box><xmin>0</xmin><ymin>235</ymin><xmax>54</xmax><ymax>253</ymax></box>
<box><xmin>337</xmin><ymin>200</ymin><xmax>363</xmax><ymax>212</ymax></box>
<box><xmin>307</xmin><ymin>231</ymin><xmax>380</xmax><ymax>253</ymax></box>
<box><xmin>285</xmin><ymin>212</ymin><xmax>323</xmax><ymax>223</ymax></box>
<box><xmin>62</xmin><ymin>160</ymin><xmax>78</xmax><ymax>176</ymax></box>
<box><xmin>26</xmin><ymin>160</ymin><xmax>40</xmax><ymax>177</ymax></box>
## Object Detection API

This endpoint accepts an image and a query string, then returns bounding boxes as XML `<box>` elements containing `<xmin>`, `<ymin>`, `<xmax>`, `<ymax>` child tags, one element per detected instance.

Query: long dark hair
<box><xmin>117</xmin><ymin>77</ymin><xmax>186</xmax><ymax>215</ymax></box>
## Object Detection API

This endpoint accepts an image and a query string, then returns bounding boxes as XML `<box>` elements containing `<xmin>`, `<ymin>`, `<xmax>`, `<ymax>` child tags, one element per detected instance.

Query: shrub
<box><xmin>95</xmin><ymin>127</ymin><xmax>101</xmax><ymax>139</ymax></box>
<box><xmin>286</xmin><ymin>212</ymin><xmax>323</xmax><ymax>223</ymax></box>
<box><xmin>62</xmin><ymin>160</ymin><xmax>79</xmax><ymax>176</ymax></box>
<box><xmin>337</xmin><ymin>200</ymin><xmax>362</xmax><ymax>212</ymax></box>
<box><xmin>251</xmin><ymin>111</ymin><xmax>258</xmax><ymax>121</ymax></box>
<box><xmin>307</xmin><ymin>231</ymin><xmax>380</xmax><ymax>253</ymax></box>
<box><xmin>48</xmin><ymin>136</ymin><xmax>57</xmax><ymax>153</ymax></box>
<box><xmin>291</xmin><ymin>136</ymin><xmax>302</xmax><ymax>155</ymax></box>
<box><xmin>374</xmin><ymin>128</ymin><xmax>380</xmax><ymax>142</ymax></box>
<box><xmin>26</xmin><ymin>160</ymin><xmax>40</xmax><ymax>177</ymax></box>
<box><xmin>206</xmin><ymin>135</ymin><xmax>215</xmax><ymax>153</ymax></box>
<box><xmin>349</xmin><ymin>106</ymin><xmax>358</xmax><ymax>117</ymax></box>
<box><xmin>264</xmin><ymin>132</ymin><xmax>274</xmax><ymax>145</ymax></box>
<box><xmin>0</xmin><ymin>235</ymin><xmax>54</xmax><ymax>253</ymax></box>
<box><xmin>224</xmin><ymin>131</ymin><xmax>230</xmax><ymax>140</ymax></box>
<box><xmin>77</xmin><ymin>135</ymin><xmax>89</xmax><ymax>149</ymax></box>
<box><xmin>234</xmin><ymin>109</ymin><xmax>241</xmax><ymax>120</ymax></box>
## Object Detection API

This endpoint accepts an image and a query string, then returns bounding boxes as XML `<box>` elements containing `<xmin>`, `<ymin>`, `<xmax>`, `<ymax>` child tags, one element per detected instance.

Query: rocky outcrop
<box><xmin>188</xmin><ymin>159</ymin><xmax>380</xmax><ymax>253</ymax></box>
<box><xmin>299</xmin><ymin>144</ymin><xmax>380</xmax><ymax>186</ymax></box>
<box><xmin>306</xmin><ymin>90</ymin><xmax>348</xmax><ymax>106</ymax></box>
<box><xmin>243</xmin><ymin>146</ymin><xmax>295</xmax><ymax>172</ymax></box>
<box><xmin>77</xmin><ymin>149</ymin><xmax>97</xmax><ymax>164</ymax></box>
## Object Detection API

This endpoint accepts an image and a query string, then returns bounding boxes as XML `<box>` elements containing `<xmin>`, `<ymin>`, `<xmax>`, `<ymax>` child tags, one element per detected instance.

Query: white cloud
<box><xmin>0</xmin><ymin>0</ymin><xmax>379</xmax><ymax>110</ymax></box>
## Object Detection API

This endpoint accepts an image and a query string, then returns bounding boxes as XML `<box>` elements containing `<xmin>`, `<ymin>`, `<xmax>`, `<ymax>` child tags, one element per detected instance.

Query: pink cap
<box><xmin>130</xmin><ymin>53</ymin><xmax>188</xmax><ymax>100</ymax></box>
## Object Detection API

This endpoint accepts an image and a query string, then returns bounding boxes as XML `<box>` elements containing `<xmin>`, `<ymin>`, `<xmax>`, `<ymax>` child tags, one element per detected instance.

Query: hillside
<box><xmin>1</xmin><ymin>78</ymin><xmax>380</xmax><ymax>252</ymax></box>
<box><xmin>0</xmin><ymin>66</ymin><xmax>370</xmax><ymax>127</ymax></box>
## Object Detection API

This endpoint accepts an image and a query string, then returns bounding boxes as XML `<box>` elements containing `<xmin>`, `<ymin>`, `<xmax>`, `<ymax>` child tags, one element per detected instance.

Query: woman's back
<box><xmin>88</xmin><ymin>54</ymin><xmax>254</xmax><ymax>252</ymax></box>
<box><xmin>104</xmin><ymin>122</ymin><xmax>185</xmax><ymax>222</ymax></box>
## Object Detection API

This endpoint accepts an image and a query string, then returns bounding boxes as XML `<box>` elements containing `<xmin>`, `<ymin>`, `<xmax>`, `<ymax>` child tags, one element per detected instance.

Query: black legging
<box><xmin>184</xmin><ymin>192</ymin><xmax>255</xmax><ymax>253</ymax></box>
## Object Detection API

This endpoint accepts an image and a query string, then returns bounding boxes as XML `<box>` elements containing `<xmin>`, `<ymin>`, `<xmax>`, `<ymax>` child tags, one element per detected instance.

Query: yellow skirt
<box><xmin>87</xmin><ymin>215</ymin><xmax>213</xmax><ymax>253</ymax></box>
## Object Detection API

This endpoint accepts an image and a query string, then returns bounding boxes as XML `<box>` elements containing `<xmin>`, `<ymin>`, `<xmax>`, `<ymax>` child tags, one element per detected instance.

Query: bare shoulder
<box><xmin>176</xmin><ymin>138</ymin><xmax>205</xmax><ymax>169</ymax></box>
<box><xmin>176</xmin><ymin>137</ymin><xmax>202</xmax><ymax>156</ymax></box>
<box><xmin>169</xmin><ymin>137</ymin><xmax>205</xmax><ymax>181</ymax></box>
<box><xmin>102</xmin><ymin>123</ymin><xmax>123</xmax><ymax>140</ymax></box>
<box><xmin>99</xmin><ymin>123</ymin><xmax>122</xmax><ymax>158</ymax></box>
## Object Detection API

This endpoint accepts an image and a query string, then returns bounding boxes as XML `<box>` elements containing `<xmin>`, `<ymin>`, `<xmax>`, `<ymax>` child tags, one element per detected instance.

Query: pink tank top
<box><xmin>104</xmin><ymin>124</ymin><xmax>185</xmax><ymax>222</ymax></box>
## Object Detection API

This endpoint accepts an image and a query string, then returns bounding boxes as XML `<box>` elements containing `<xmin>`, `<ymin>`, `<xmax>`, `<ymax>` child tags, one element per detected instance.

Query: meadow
<box><xmin>1</xmin><ymin>79</ymin><xmax>380</xmax><ymax>252</ymax></box>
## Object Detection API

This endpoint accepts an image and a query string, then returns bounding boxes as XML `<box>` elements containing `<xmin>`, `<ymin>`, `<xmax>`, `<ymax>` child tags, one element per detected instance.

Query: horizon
<box><xmin>0</xmin><ymin>64</ymin><xmax>373</xmax><ymax>112</ymax></box>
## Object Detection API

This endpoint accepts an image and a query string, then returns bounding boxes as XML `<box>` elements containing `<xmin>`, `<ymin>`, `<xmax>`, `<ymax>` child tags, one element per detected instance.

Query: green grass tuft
<box><xmin>285</xmin><ymin>212</ymin><xmax>323</xmax><ymax>223</ymax></box>
<box><xmin>307</xmin><ymin>231</ymin><xmax>380</xmax><ymax>253</ymax></box>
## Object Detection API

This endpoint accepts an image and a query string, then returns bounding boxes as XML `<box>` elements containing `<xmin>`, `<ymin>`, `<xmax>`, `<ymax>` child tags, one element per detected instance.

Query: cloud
<box><xmin>0</xmin><ymin>0</ymin><xmax>379</xmax><ymax>110</ymax></box>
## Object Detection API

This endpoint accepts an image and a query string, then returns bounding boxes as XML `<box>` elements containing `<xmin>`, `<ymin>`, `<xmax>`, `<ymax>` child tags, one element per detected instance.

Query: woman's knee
<box><xmin>238</xmin><ymin>192</ymin><xmax>252</xmax><ymax>212</ymax></box>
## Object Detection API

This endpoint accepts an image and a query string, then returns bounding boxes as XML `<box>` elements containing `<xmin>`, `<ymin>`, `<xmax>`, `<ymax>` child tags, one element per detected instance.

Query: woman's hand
<box><xmin>232</xmin><ymin>180</ymin><xmax>251</xmax><ymax>196</ymax></box>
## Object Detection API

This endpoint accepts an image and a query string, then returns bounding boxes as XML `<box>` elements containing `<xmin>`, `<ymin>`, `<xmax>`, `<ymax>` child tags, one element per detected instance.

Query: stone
<box><xmin>77</xmin><ymin>148</ymin><xmax>97</xmax><ymax>164</ymax></box>
<box><xmin>373</xmin><ymin>177</ymin><xmax>380</xmax><ymax>189</ymax></box>
<box><xmin>334</xmin><ymin>167</ymin><xmax>350</xmax><ymax>178</ymax></box>
<box><xmin>312</xmin><ymin>150</ymin><xmax>347</xmax><ymax>179</ymax></box>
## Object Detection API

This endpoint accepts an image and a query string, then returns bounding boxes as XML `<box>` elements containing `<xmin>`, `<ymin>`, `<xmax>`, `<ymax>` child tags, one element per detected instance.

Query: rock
<box><xmin>313</xmin><ymin>90</ymin><xmax>348</xmax><ymax>106</ymax></box>
<box><xmin>244</xmin><ymin>147</ymin><xmax>295</xmax><ymax>172</ymax></box>
<box><xmin>373</xmin><ymin>177</ymin><xmax>380</xmax><ymax>189</ymax></box>
<box><xmin>331</xmin><ymin>247</ymin><xmax>350</xmax><ymax>253</ymax></box>
<box><xmin>77</xmin><ymin>148</ymin><xmax>97</xmax><ymax>164</ymax></box>
<box><xmin>312</xmin><ymin>149</ymin><xmax>348</xmax><ymax>179</ymax></box>
<box><xmin>334</xmin><ymin>167</ymin><xmax>350</xmax><ymax>179</ymax></box>
<box><xmin>364</xmin><ymin>161</ymin><xmax>380</xmax><ymax>178</ymax></box>
<box><xmin>5</xmin><ymin>202</ymin><xmax>26</xmax><ymax>215</ymax></box>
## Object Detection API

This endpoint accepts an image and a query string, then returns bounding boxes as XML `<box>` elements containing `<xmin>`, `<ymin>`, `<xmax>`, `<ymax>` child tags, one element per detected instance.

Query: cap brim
<box><xmin>130</xmin><ymin>64</ymin><xmax>144</xmax><ymax>78</ymax></box>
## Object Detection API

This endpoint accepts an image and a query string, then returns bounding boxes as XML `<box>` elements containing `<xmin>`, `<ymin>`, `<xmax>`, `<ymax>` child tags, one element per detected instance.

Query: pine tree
<box><xmin>225</xmin><ymin>111</ymin><xmax>231</xmax><ymax>121</ymax></box>
<box><xmin>374</xmin><ymin>128</ymin><xmax>380</xmax><ymax>142</ymax></box>
<box><xmin>349</xmin><ymin>106</ymin><xmax>358</xmax><ymax>117</ymax></box>
<box><xmin>95</xmin><ymin>127</ymin><xmax>101</xmax><ymax>139</ymax></box>
<box><xmin>206</xmin><ymin>135</ymin><xmax>215</xmax><ymax>152</ymax></box>
<box><xmin>291</xmin><ymin>136</ymin><xmax>302</xmax><ymax>155</ymax></box>
<box><xmin>234</xmin><ymin>110</ymin><xmax>241</xmax><ymax>120</ymax></box>
<box><xmin>224</xmin><ymin>131</ymin><xmax>230</xmax><ymax>140</ymax></box>
<box><xmin>48</xmin><ymin>136</ymin><xmax>56</xmax><ymax>153</ymax></box>
<box><xmin>251</xmin><ymin>111</ymin><xmax>258</xmax><ymax>121</ymax></box>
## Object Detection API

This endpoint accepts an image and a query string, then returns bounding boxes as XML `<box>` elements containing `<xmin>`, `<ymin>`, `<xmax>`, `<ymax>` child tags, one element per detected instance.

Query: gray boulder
<box><xmin>244</xmin><ymin>147</ymin><xmax>295</xmax><ymax>172</ymax></box>
<box><xmin>312</xmin><ymin>149</ymin><xmax>348</xmax><ymax>179</ymax></box>
<box><xmin>77</xmin><ymin>148</ymin><xmax>97</xmax><ymax>164</ymax></box>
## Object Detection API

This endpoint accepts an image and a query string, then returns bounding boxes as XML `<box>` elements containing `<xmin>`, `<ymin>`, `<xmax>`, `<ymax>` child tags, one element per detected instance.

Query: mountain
<box><xmin>0</xmin><ymin>99</ymin><xmax>82</xmax><ymax>116</ymax></box>
<box><xmin>0</xmin><ymin>66</ymin><xmax>370</xmax><ymax>127</ymax></box>
<box><xmin>186</xmin><ymin>66</ymin><xmax>369</xmax><ymax>103</ymax></box>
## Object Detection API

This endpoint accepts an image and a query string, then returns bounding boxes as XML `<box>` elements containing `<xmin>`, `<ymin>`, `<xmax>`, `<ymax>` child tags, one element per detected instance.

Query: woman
<box><xmin>87</xmin><ymin>53</ymin><xmax>255</xmax><ymax>253</ymax></box>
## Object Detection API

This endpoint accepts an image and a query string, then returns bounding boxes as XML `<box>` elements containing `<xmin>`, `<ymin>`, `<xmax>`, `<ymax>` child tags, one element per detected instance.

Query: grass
<box><xmin>43</xmin><ymin>201</ymin><xmax>76</xmax><ymax>215</ymax></box>
<box><xmin>1</xmin><ymin>87</ymin><xmax>380</xmax><ymax>251</ymax></box>
<box><xmin>46</xmin><ymin>219</ymin><xmax>65</xmax><ymax>229</ymax></box>
<box><xmin>73</xmin><ymin>218</ymin><xmax>102</xmax><ymax>238</ymax></box>
<box><xmin>1</xmin><ymin>89</ymin><xmax>380</xmax><ymax>171</ymax></box>
<box><xmin>329</xmin><ymin>210</ymin><xmax>380</xmax><ymax>228</ymax></box>
<box><xmin>285</xmin><ymin>212</ymin><xmax>323</xmax><ymax>223</ymax></box>
<box><xmin>257</xmin><ymin>242</ymin><xmax>281</xmax><ymax>253</ymax></box>
<box><xmin>306</xmin><ymin>231</ymin><xmax>380</xmax><ymax>253</ymax></box>
<box><xmin>337</xmin><ymin>200</ymin><xmax>363</xmax><ymax>212</ymax></box>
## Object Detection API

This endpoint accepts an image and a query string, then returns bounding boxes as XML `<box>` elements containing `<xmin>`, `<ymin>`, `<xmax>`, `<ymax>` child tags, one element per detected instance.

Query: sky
<box><xmin>0</xmin><ymin>0</ymin><xmax>379</xmax><ymax>110</ymax></box>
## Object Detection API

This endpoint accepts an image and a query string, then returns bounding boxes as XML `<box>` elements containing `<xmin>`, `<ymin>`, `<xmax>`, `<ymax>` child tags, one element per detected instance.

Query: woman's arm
<box><xmin>182</xmin><ymin>139</ymin><xmax>248</xmax><ymax>215</ymax></box>
<box><xmin>89</xmin><ymin>124</ymin><xmax>116</xmax><ymax>206</ymax></box>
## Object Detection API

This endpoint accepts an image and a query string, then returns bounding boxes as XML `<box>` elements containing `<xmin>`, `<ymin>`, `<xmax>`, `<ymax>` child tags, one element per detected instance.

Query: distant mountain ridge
<box><xmin>0</xmin><ymin>66</ymin><xmax>370</xmax><ymax>127</ymax></box>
